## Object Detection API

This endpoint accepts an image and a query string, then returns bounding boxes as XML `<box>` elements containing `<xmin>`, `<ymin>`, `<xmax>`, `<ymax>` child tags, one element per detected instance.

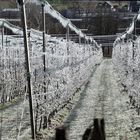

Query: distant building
<box><xmin>0</xmin><ymin>8</ymin><xmax>20</xmax><ymax>25</ymax></box>
<box><xmin>96</xmin><ymin>1</ymin><xmax>113</xmax><ymax>9</ymax></box>
<box><xmin>129</xmin><ymin>1</ymin><xmax>140</xmax><ymax>13</ymax></box>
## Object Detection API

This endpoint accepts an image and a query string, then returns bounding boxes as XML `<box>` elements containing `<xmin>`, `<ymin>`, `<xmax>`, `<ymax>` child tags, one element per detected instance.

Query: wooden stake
<box><xmin>18</xmin><ymin>0</ymin><xmax>36</xmax><ymax>139</ymax></box>
<box><xmin>66</xmin><ymin>25</ymin><xmax>70</xmax><ymax>42</ymax></box>
<box><xmin>42</xmin><ymin>3</ymin><xmax>46</xmax><ymax>94</ymax></box>
<box><xmin>1</xmin><ymin>26</ymin><xmax>4</xmax><ymax>47</ymax></box>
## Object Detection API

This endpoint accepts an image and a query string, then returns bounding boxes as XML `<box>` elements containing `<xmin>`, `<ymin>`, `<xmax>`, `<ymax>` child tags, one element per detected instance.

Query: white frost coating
<box><xmin>113</xmin><ymin>33</ymin><xmax>140</xmax><ymax>119</ymax></box>
<box><xmin>36</xmin><ymin>0</ymin><xmax>97</xmax><ymax>42</ymax></box>
<box><xmin>113</xmin><ymin>13</ymin><xmax>140</xmax><ymax>116</ymax></box>
<box><xmin>30</xmin><ymin>28</ymin><xmax>51</xmax><ymax>40</ymax></box>
<box><xmin>90</xmin><ymin>37</ymin><xmax>93</xmax><ymax>42</ymax></box>
<box><xmin>121</xmin><ymin>34</ymin><xmax>126</xmax><ymax>39</ymax></box>
<box><xmin>115</xmin><ymin>14</ymin><xmax>138</xmax><ymax>42</ymax></box>
<box><xmin>126</xmin><ymin>21</ymin><xmax>134</xmax><ymax>34</ymax></box>
<box><xmin>0</xmin><ymin>1</ymin><xmax>98</xmax><ymax>45</ymax></box>
<box><xmin>137</xmin><ymin>14</ymin><xmax>140</xmax><ymax>21</ymax></box>
<box><xmin>0</xmin><ymin>19</ymin><xmax>52</xmax><ymax>40</ymax></box>
<box><xmin>118</xmin><ymin>22</ymin><xmax>134</xmax><ymax>40</ymax></box>
<box><xmin>0</xmin><ymin>19</ymin><xmax>23</xmax><ymax>35</ymax></box>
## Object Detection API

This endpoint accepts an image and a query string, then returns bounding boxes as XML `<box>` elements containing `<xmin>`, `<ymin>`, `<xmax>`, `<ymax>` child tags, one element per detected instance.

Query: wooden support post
<box><xmin>1</xmin><ymin>26</ymin><xmax>4</xmax><ymax>47</ymax></box>
<box><xmin>66</xmin><ymin>24</ymin><xmax>70</xmax><ymax>57</ymax></box>
<box><xmin>42</xmin><ymin>3</ymin><xmax>46</xmax><ymax>94</ymax></box>
<box><xmin>134</xmin><ymin>18</ymin><xmax>136</xmax><ymax>37</ymax></box>
<box><xmin>41</xmin><ymin>3</ymin><xmax>48</xmax><ymax>130</ymax></box>
<box><xmin>84</xmin><ymin>36</ymin><xmax>87</xmax><ymax>47</ymax></box>
<box><xmin>132</xmin><ymin>18</ymin><xmax>137</xmax><ymax>59</ymax></box>
<box><xmin>79</xmin><ymin>35</ymin><xmax>81</xmax><ymax>45</ymax></box>
<box><xmin>66</xmin><ymin>24</ymin><xmax>70</xmax><ymax>42</ymax></box>
<box><xmin>6</xmin><ymin>37</ymin><xmax>7</xmax><ymax>46</ymax></box>
<box><xmin>18</xmin><ymin>0</ymin><xmax>36</xmax><ymax>139</ymax></box>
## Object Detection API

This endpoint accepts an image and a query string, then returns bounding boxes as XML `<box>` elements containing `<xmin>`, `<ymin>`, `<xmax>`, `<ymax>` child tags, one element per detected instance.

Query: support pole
<box><xmin>66</xmin><ymin>24</ymin><xmax>70</xmax><ymax>57</ymax></box>
<box><xmin>79</xmin><ymin>35</ymin><xmax>81</xmax><ymax>45</ymax></box>
<box><xmin>42</xmin><ymin>3</ymin><xmax>46</xmax><ymax>94</ymax></box>
<box><xmin>18</xmin><ymin>0</ymin><xmax>35</xmax><ymax>139</ymax></box>
<box><xmin>134</xmin><ymin>18</ymin><xmax>136</xmax><ymax>37</ymax></box>
<box><xmin>133</xmin><ymin>18</ymin><xmax>136</xmax><ymax>59</ymax></box>
<box><xmin>84</xmin><ymin>36</ymin><xmax>86</xmax><ymax>47</ymax></box>
<box><xmin>1</xmin><ymin>25</ymin><xmax>4</xmax><ymax>47</ymax></box>
<box><xmin>66</xmin><ymin>24</ymin><xmax>70</xmax><ymax>42</ymax></box>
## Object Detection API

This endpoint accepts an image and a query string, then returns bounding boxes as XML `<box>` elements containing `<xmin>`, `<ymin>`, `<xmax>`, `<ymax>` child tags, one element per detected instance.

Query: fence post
<box><xmin>66</xmin><ymin>24</ymin><xmax>70</xmax><ymax>42</ymax></box>
<box><xmin>132</xmin><ymin>17</ymin><xmax>137</xmax><ymax>60</ymax></box>
<box><xmin>79</xmin><ymin>35</ymin><xmax>81</xmax><ymax>45</ymax></box>
<box><xmin>1</xmin><ymin>25</ymin><xmax>4</xmax><ymax>47</ymax></box>
<box><xmin>18</xmin><ymin>0</ymin><xmax>36</xmax><ymax>139</ymax></box>
<box><xmin>42</xmin><ymin>3</ymin><xmax>46</xmax><ymax>94</ymax></box>
<box><xmin>134</xmin><ymin>18</ymin><xmax>136</xmax><ymax>37</ymax></box>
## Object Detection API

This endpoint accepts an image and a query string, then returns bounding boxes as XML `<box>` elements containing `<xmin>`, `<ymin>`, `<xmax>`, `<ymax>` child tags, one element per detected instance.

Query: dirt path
<box><xmin>64</xmin><ymin>59</ymin><xmax>140</xmax><ymax>140</ymax></box>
